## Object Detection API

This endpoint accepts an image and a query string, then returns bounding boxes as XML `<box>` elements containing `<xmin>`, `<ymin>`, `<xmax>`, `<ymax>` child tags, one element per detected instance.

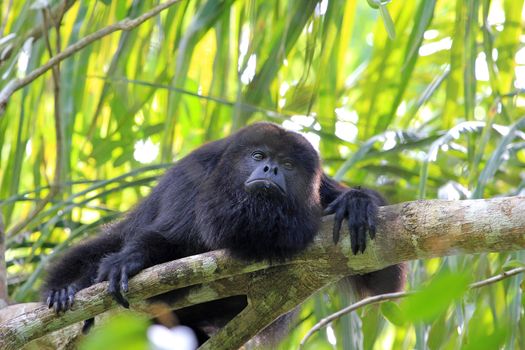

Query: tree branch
<box><xmin>0</xmin><ymin>196</ymin><xmax>523</xmax><ymax>350</ymax></box>
<box><xmin>0</xmin><ymin>0</ymin><xmax>75</xmax><ymax>67</ymax></box>
<box><xmin>0</xmin><ymin>0</ymin><xmax>184</xmax><ymax>115</ymax></box>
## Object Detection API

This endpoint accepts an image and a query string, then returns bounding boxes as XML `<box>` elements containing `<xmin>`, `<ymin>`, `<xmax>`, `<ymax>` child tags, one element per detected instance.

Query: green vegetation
<box><xmin>0</xmin><ymin>0</ymin><xmax>524</xmax><ymax>348</ymax></box>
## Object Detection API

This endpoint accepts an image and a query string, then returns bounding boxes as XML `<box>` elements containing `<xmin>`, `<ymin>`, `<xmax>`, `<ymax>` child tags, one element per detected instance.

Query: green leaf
<box><xmin>473</xmin><ymin>117</ymin><xmax>525</xmax><ymax>198</ymax></box>
<box><xmin>142</xmin><ymin>123</ymin><xmax>166</xmax><ymax>138</ymax></box>
<box><xmin>419</xmin><ymin>121</ymin><xmax>488</xmax><ymax>198</ymax></box>
<box><xmin>427</xmin><ymin>312</ymin><xmax>448</xmax><ymax>350</ymax></box>
<box><xmin>463</xmin><ymin>329</ymin><xmax>507</xmax><ymax>350</ymax></box>
<box><xmin>464</xmin><ymin>308</ymin><xmax>508</xmax><ymax>350</ymax></box>
<box><xmin>80</xmin><ymin>313</ymin><xmax>149</xmax><ymax>350</ymax></box>
<box><xmin>381</xmin><ymin>301</ymin><xmax>405</xmax><ymax>326</ymax></box>
<box><xmin>503</xmin><ymin>260</ymin><xmax>525</xmax><ymax>270</ymax></box>
<box><xmin>366</xmin><ymin>0</ymin><xmax>381</xmax><ymax>9</ymax></box>
<box><xmin>401</xmin><ymin>272</ymin><xmax>470</xmax><ymax>322</ymax></box>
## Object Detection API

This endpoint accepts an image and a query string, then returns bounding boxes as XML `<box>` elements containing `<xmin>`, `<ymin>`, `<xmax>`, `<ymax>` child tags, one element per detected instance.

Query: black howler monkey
<box><xmin>43</xmin><ymin>122</ymin><xmax>405</xmax><ymax>340</ymax></box>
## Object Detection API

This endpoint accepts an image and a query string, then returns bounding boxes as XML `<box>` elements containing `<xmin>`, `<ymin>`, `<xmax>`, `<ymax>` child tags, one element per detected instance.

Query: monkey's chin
<box><xmin>244</xmin><ymin>179</ymin><xmax>286</xmax><ymax>197</ymax></box>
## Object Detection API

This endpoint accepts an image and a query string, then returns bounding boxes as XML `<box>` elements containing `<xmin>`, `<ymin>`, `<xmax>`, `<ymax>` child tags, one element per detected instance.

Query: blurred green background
<box><xmin>1</xmin><ymin>0</ymin><xmax>524</xmax><ymax>349</ymax></box>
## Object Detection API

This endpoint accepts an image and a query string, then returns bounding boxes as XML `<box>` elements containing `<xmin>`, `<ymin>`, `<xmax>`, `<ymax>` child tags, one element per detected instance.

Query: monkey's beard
<box><xmin>195</xmin><ymin>186</ymin><xmax>321</xmax><ymax>261</ymax></box>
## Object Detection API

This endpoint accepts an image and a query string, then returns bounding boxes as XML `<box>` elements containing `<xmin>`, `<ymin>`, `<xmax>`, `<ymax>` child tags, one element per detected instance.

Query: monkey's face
<box><xmin>229</xmin><ymin>123</ymin><xmax>322</xmax><ymax>205</ymax></box>
<box><xmin>243</xmin><ymin>149</ymin><xmax>292</xmax><ymax>197</ymax></box>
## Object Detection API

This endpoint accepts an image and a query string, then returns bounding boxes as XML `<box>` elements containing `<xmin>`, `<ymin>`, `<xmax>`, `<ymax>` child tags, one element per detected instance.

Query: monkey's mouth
<box><xmin>244</xmin><ymin>179</ymin><xmax>286</xmax><ymax>196</ymax></box>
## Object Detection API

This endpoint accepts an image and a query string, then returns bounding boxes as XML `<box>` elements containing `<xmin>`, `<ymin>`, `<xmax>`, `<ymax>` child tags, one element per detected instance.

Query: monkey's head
<box><xmin>196</xmin><ymin>123</ymin><xmax>323</xmax><ymax>261</ymax></box>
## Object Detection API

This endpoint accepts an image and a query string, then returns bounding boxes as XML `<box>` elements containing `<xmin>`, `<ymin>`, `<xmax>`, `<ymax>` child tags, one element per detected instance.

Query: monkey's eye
<box><xmin>283</xmin><ymin>160</ymin><xmax>294</xmax><ymax>170</ymax></box>
<box><xmin>252</xmin><ymin>151</ymin><xmax>265</xmax><ymax>161</ymax></box>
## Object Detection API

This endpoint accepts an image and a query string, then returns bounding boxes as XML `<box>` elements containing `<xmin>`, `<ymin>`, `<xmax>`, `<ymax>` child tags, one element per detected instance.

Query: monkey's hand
<box><xmin>96</xmin><ymin>251</ymin><xmax>145</xmax><ymax>308</ymax></box>
<box><xmin>323</xmin><ymin>188</ymin><xmax>378</xmax><ymax>255</ymax></box>
<box><xmin>46</xmin><ymin>285</ymin><xmax>77</xmax><ymax>314</ymax></box>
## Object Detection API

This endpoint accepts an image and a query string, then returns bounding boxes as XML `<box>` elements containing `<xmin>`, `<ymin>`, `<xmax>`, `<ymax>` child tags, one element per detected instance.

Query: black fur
<box><xmin>42</xmin><ymin>122</ymin><xmax>405</xmax><ymax>341</ymax></box>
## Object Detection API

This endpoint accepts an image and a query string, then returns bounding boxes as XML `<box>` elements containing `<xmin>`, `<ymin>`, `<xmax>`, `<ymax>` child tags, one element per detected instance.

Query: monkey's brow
<box><xmin>240</xmin><ymin>142</ymin><xmax>270</xmax><ymax>150</ymax></box>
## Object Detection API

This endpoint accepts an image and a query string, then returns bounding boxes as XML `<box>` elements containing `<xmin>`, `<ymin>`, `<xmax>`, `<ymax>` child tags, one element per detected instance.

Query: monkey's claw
<box><xmin>46</xmin><ymin>285</ymin><xmax>76</xmax><ymax>313</ymax></box>
<box><xmin>323</xmin><ymin>188</ymin><xmax>378</xmax><ymax>254</ymax></box>
<box><xmin>97</xmin><ymin>252</ymin><xmax>144</xmax><ymax>308</ymax></box>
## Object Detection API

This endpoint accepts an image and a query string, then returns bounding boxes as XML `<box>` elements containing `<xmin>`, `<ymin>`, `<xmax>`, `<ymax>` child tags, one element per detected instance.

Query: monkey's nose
<box><xmin>263</xmin><ymin>165</ymin><xmax>279</xmax><ymax>175</ymax></box>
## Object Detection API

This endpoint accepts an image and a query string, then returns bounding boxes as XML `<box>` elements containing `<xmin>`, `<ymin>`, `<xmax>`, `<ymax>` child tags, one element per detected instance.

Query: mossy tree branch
<box><xmin>0</xmin><ymin>197</ymin><xmax>524</xmax><ymax>350</ymax></box>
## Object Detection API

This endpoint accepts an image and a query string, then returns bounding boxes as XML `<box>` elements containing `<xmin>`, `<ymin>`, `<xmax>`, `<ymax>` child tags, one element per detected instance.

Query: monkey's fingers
<box><xmin>346</xmin><ymin>199</ymin><xmax>365</xmax><ymax>254</ymax></box>
<box><xmin>108</xmin><ymin>268</ymin><xmax>130</xmax><ymax>308</ymax></box>
<box><xmin>60</xmin><ymin>287</ymin><xmax>70</xmax><ymax>312</ymax></box>
<box><xmin>53</xmin><ymin>288</ymin><xmax>68</xmax><ymax>314</ymax></box>
<box><xmin>47</xmin><ymin>286</ymin><xmax>76</xmax><ymax>312</ymax></box>
<box><xmin>349</xmin><ymin>222</ymin><xmax>359</xmax><ymax>255</ymax></box>
<box><xmin>110</xmin><ymin>291</ymin><xmax>129</xmax><ymax>308</ymax></box>
<box><xmin>368</xmin><ymin>224</ymin><xmax>376</xmax><ymax>240</ymax></box>
<box><xmin>323</xmin><ymin>195</ymin><xmax>345</xmax><ymax>216</ymax></box>
<box><xmin>366</xmin><ymin>202</ymin><xmax>378</xmax><ymax>239</ymax></box>
<box><xmin>46</xmin><ymin>290</ymin><xmax>55</xmax><ymax>308</ymax></box>
<box><xmin>114</xmin><ymin>293</ymin><xmax>130</xmax><ymax>309</ymax></box>
<box><xmin>358</xmin><ymin>225</ymin><xmax>367</xmax><ymax>254</ymax></box>
<box><xmin>332</xmin><ymin>205</ymin><xmax>346</xmax><ymax>244</ymax></box>
<box><xmin>96</xmin><ymin>268</ymin><xmax>109</xmax><ymax>284</ymax></box>
<box><xmin>67</xmin><ymin>286</ymin><xmax>76</xmax><ymax>309</ymax></box>
<box><xmin>120</xmin><ymin>266</ymin><xmax>129</xmax><ymax>293</ymax></box>
<box><xmin>323</xmin><ymin>206</ymin><xmax>335</xmax><ymax>216</ymax></box>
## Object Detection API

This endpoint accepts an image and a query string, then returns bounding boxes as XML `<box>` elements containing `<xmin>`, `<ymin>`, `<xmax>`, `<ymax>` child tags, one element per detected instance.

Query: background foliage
<box><xmin>1</xmin><ymin>0</ymin><xmax>524</xmax><ymax>349</ymax></box>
